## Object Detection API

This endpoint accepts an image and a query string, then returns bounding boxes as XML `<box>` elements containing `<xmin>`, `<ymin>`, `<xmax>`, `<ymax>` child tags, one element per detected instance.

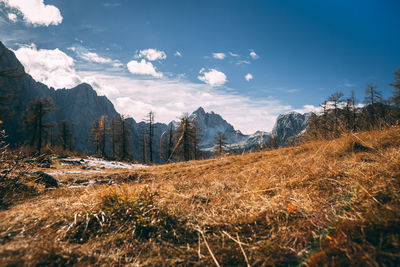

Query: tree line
<box><xmin>20</xmin><ymin>97</ymin><xmax>74</xmax><ymax>155</ymax></box>
<box><xmin>89</xmin><ymin>111</ymin><xmax>208</xmax><ymax>163</ymax></box>
<box><xmin>305</xmin><ymin>67</ymin><xmax>400</xmax><ymax>140</ymax></box>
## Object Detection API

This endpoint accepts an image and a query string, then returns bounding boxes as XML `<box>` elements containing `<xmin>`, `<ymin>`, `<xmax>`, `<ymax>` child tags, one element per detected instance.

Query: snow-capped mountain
<box><xmin>188</xmin><ymin>107</ymin><xmax>310</xmax><ymax>150</ymax></box>
<box><xmin>189</xmin><ymin>107</ymin><xmax>248</xmax><ymax>148</ymax></box>
<box><xmin>272</xmin><ymin>112</ymin><xmax>311</xmax><ymax>144</ymax></box>
<box><xmin>188</xmin><ymin>107</ymin><xmax>272</xmax><ymax>151</ymax></box>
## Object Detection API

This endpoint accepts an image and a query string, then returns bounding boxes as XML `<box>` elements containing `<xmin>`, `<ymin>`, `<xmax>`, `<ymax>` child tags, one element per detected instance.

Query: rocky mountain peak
<box><xmin>272</xmin><ymin>111</ymin><xmax>311</xmax><ymax>144</ymax></box>
<box><xmin>0</xmin><ymin>41</ymin><xmax>26</xmax><ymax>76</ymax></box>
<box><xmin>193</xmin><ymin>106</ymin><xmax>206</xmax><ymax>116</ymax></box>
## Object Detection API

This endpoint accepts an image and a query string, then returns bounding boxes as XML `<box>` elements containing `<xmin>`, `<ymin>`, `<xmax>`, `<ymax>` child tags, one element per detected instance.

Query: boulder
<box><xmin>33</xmin><ymin>171</ymin><xmax>58</xmax><ymax>188</ymax></box>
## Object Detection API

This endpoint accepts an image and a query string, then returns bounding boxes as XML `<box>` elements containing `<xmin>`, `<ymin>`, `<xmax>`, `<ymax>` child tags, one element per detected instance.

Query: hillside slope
<box><xmin>1</xmin><ymin>128</ymin><xmax>399</xmax><ymax>266</ymax></box>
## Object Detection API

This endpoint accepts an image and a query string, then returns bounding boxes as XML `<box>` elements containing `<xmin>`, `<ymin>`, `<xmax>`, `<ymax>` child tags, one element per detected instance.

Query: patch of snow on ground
<box><xmin>46</xmin><ymin>170</ymin><xmax>101</xmax><ymax>176</ymax></box>
<box><xmin>55</xmin><ymin>157</ymin><xmax>148</xmax><ymax>169</ymax></box>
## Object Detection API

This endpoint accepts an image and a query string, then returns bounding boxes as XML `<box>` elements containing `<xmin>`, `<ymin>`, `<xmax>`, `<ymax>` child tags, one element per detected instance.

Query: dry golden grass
<box><xmin>1</xmin><ymin>127</ymin><xmax>400</xmax><ymax>266</ymax></box>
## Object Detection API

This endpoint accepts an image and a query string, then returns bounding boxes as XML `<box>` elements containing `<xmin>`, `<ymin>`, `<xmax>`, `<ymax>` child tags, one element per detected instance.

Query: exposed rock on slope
<box><xmin>272</xmin><ymin>112</ymin><xmax>311</xmax><ymax>144</ymax></box>
<box><xmin>189</xmin><ymin>107</ymin><xmax>248</xmax><ymax>148</ymax></box>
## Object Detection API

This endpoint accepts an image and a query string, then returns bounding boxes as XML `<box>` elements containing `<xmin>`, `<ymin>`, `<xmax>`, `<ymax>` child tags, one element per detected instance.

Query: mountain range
<box><xmin>0</xmin><ymin>41</ymin><xmax>309</xmax><ymax>161</ymax></box>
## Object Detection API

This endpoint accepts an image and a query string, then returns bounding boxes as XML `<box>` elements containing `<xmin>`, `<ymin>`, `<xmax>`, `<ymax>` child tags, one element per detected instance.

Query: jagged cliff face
<box><xmin>0</xmin><ymin>42</ymin><xmax>119</xmax><ymax>151</ymax></box>
<box><xmin>0</xmin><ymin>41</ymin><xmax>55</xmax><ymax>144</ymax></box>
<box><xmin>189</xmin><ymin>107</ymin><xmax>248</xmax><ymax>148</ymax></box>
<box><xmin>272</xmin><ymin>112</ymin><xmax>311</xmax><ymax>144</ymax></box>
<box><xmin>52</xmin><ymin>84</ymin><xmax>119</xmax><ymax>150</ymax></box>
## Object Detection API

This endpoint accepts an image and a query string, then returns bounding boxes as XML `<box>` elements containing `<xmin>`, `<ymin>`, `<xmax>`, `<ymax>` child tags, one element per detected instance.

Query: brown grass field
<box><xmin>1</xmin><ymin>128</ymin><xmax>400</xmax><ymax>266</ymax></box>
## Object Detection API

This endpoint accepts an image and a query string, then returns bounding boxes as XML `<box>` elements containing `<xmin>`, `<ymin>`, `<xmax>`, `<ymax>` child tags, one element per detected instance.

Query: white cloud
<box><xmin>174</xmin><ymin>51</ymin><xmax>182</xmax><ymax>57</ymax></box>
<box><xmin>245</xmin><ymin>73</ymin><xmax>253</xmax><ymax>81</ymax></box>
<box><xmin>236</xmin><ymin>60</ymin><xmax>250</xmax><ymax>65</ymax></box>
<box><xmin>293</xmin><ymin>101</ymin><xmax>364</xmax><ymax>115</ymax></box>
<box><xmin>13</xmin><ymin>44</ymin><xmax>82</xmax><ymax>89</ymax></box>
<box><xmin>344</xmin><ymin>82</ymin><xmax>355</xmax><ymax>87</ymax></box>
<box><xmin>81</xmin><ymin>51</ymin><xmax>113</xmax><ymax>64</ymax></box>
<box><xmin>198</xmin><ymin>69</ymin><xmax>227</xmax><ymax>86</ymax></box>
<box><xmin>1</xmin><ymin>0</ymin><xmax>63</xmax><ymax>26</ymax></box>
<box><xmin>250</xmin><ymin>51</ymin><xmax>259</xmax><ymax>59</ymax></box>
<box><xmin>127</xmin><ymin>59</ymin><xmax>163</xmax><ymax>78</ymax></box>
<box><xmin>293</xmin><ymin>104</ymin><xmax>320</xmax><ymax>114</ymax></box>
<box><xmin>137</xmin><ymin>48</ymin><xmax>166</xmax><ymax>61</ymax></box>
<box><xmin>78</xmin><ymin>71</ymin><xmax>292</xmax><ymax>133</ymax></box>
<box><xmin>212</xmin><ymin>53</ymin><xmax>226</xmax><ymax>60</ymax></box>
<box><xmin>82</xmin><ymin>52</ymin><xmax>122</xmax><ymax>67</ymax></box>
<box><xmin>229</xmin><ymin>52</ymin><xmax>239</xmax><ymax>57</ymax></box>
<box><xmin>7</xmin><ymin>12</ymin><xmax>17</xmax><ymax>22</ymax></box>
<box><xmin>68</xmin><ymin>46</ymin><xmax>123</xmax><ymax>68</ymax></box>
<box><xmin>104</xmin><ymin>3</ymin><xmax>120</xmax><ymax>8</ymax></box>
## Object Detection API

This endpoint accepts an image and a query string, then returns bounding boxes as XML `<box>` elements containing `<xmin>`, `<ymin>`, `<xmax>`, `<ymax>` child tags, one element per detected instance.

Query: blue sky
<box><xmin>0</xmin><ymin>0</ymin><xmax>399</xmax><ymax>133</ymax></box>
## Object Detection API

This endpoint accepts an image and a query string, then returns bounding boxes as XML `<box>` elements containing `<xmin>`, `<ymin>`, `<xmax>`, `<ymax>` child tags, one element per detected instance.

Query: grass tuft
<box><xmin>65</xmin><ymin>186</ymin><xmax>194</xmax><ymax>244</ymax></box>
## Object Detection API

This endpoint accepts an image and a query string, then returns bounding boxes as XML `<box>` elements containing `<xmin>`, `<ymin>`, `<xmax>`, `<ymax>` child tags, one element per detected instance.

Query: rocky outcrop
<box><xmin>189</xmin><ymin>107</ymin><xmax>248</xmax><ymax>148</ymax></box>
<box><xmin>52</xmin><ymin>83</ymin><xmax>118</xmax><ymax>150</ymax></box>
<box><xmin>272</xmin><ymin>112</ymin><xmax>311</xmax><ymax>144</ymax></box>
<box><xmin>0</xmin><ymin>42</ymin><xmax>119</xmax><ymax>151</ymax></box>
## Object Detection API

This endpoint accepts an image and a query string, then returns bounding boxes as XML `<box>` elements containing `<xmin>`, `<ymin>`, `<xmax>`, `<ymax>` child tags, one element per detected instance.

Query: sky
<box><xmin>0</xmin><ymin>0</ymin><xmax>399</xmax><ymax>134</ymax></box>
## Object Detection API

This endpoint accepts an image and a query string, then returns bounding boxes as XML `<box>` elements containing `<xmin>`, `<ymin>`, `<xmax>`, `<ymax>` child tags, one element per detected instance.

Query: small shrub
<box><xmin>65</xmin><ymin>186</ymin><xmax>194</xmax><ymax>243</ymax></box>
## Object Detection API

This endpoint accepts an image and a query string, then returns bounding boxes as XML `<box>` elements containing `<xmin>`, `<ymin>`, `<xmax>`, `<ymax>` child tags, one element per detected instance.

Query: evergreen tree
<box><xmin>145</xmin><ymin>111</ymin><xmax>155</xmax><ymax>163</ymax></box>
<box><xmin>160</xmin><ymin>125</ymin><xmax>175</xmax><ymax>163</ymax></box>
<box><xmin>120</xmin><ymin>115</ymin><xmax>131</xmax><ymax>160</ymax></box>
<box><xmin>390</xmin><ymin>67</ymin><xmax>400</xmax><ymax>107</ymax></box>
<box><xmin>328</xmin><ymin>91</ymin><xmax>344</xmax><ymax>131</ymax></box>
<box><xmin>174</xmin><ymin>113</ymin><xmax>198</xmax><ymax>161</ymax></box>
<box><xmin>141</xmin><ymin>133</ymin><xmax>147</xmax><ymax>164</ymax></box>
<box><xmin>89</xmin><ymin>115</ymin><xmax>109</xmax><ymax>157</ymax></box>
<box><xmin>364</xmin><ymin>82</ymin><xmax>382</xmax><ymax>105</ymax></box>
<box><xmin>213</xmin><ymin>130</ymin><xmax>227</xmax><ymax>156</ymax></box>
<box><xmin>342</xmin><ymin>91</ymin><xmax>357</xmax><ymax>132</ymax></box>
<box><xmin>110</xmin><ymin>115</ymin><xmax>122</xmax><ymax>158</ymax></box>
<box><xmin>57</xmin><ymin>120</ymin><xmax>73</xmax><ymax>152</ymax></box>
<box><xmin>23</xmin><ymin>97</ymin><xmax>55</xmax><ymax>153</ymax></box>
<box><xmin>89</xmin><ymin>119</ymin><xmax>100</xmax><ymax>155</ymax></box>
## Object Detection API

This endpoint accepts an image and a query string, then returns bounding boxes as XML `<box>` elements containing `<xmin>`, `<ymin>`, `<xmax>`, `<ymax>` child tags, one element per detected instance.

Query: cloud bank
<box><xmin>13</xmin><ymin>44</ymin><xmax>81</xmax><ymax>89</ymax></box>
<box><xmin>1</xmin><ymin>0</ymin><xmax>63</xmax><ymax>26</ymax></box>
<box><xmin>79</xmin><ymin>72</ymin><xmax>292</xmax><ymax>133</ymax></box>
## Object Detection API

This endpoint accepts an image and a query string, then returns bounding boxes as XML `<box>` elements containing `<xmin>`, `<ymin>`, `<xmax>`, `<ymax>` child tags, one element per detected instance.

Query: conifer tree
<box><xmin>328</xmin><ymin>91</ymin><xmax>344</xmax><ymax>131</ymax></box>
<box><xmin>110</xmin><ymin>115</ymin><xmax>122</xmax><ymax>158</ymax></box>
<box><xmin>160</xmin><ymin>125</ymin><xmax>175</xmax><ymax>162</ymax></box>
<box><xmin>390</xmin><ymin>67</ymin><xmax>400</xmax><ymax>107</ymax></box>
<box><xmin>23</xmin><ymin>97</ymin><xmax>55</xmax><ymax>153</ymax></box>
<box><xmin>174</xmin><ymin>113</ymin><xmax>198</xmax><ymax>161</ymax></box>
<box><xmin>57</xmin><ymin>120</ymin><xmax>73</xmax><ymax>152</ymax></box>
<box><xmin>120</xmin><ymin>115</ymin><xmax>131</xmax><ymax>160</ymax></box>
<box><xmin>213</xmin><ymin>130</ymin><xmax>227</xmax><ymax>156</ymax></box>
<box><xmin>145</xmin><ymin>111</ymin><xmax>155</xmax><ymax>163</ymax></box>
<box><xmin>364</xmin><ymin>82</ymin><xmax>382</xmax><ymax>105</ymax></box>
<box><xmin>89</xmin><ymin>119</ymin><xmax>100</xmax><ymax>155</ymax></box>
<box><xmin>89</xmin><ymin>115</ymin><xmax>109</xmax><ymax>157</ymax></box>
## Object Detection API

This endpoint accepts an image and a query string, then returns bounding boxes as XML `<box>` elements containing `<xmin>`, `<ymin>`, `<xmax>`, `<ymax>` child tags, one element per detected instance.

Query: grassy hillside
<box><xmin>1</xmin><ymin>128</ymin><xmax>400</xmax><ymax>266</ymax></box>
